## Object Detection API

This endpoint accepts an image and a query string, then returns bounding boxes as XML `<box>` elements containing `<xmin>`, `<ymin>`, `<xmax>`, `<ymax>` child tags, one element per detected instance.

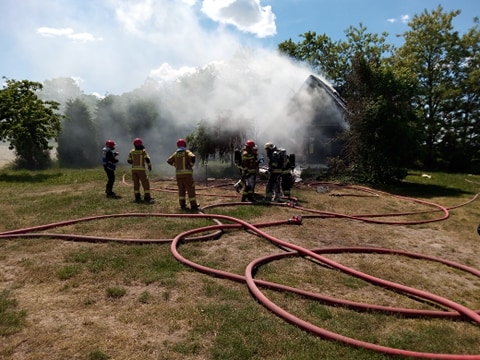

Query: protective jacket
<box><xmin>167</xmin><ymin>148</ymin><xmax>195</xmax><ymax>174</ymax></box>
<box><xmin>267</xmin><ymin>148</ymin><xmax>283</xmax><ymax>174</ymax></box>
<box><xmin>102</xmin><ymin>147</ymin><xmax>118</xmax><ymax>171</ymax></box>
<box><xmin>167</xmin><ymin>147</ymin><xmax>198</xmax><ymax>209</ymax></box>
<box><xmin>240</xmin><ymin>149</ymin><xmax>258</xmax><ymax>177</ymax></box>
<box><xmin>127</xmin><ymin>146</ymin><xmax>151</xmax><ymax>170</ymax></box>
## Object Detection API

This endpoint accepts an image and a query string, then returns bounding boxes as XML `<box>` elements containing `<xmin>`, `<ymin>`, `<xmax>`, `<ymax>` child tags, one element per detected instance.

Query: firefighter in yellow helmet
<box><xmin>167</xmin><ymin>138</ymin><xmax>199</xmax><ymax>210</ymax></box>
<box><xmin>127</xmin><ymin>137</ymin><xmax>154</xmax><ymax>203</ymax></box>
<box><xmin>240</xmin><ymin>140</ymin><xmax>259</xmax><ymax>202</ymax></box>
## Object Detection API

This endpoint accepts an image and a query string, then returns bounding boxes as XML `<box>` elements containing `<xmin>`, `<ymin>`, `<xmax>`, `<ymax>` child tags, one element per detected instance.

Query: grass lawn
<box><xmin>1</xmin><ymin>166</ymin><xmax>480</xmax><ymax>360</ymax></box>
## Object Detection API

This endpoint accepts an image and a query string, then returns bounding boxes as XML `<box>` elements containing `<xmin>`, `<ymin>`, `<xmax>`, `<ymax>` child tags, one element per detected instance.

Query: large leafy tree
<box><xmin>0</xmin><ymin>78</ymin><xmax>63</xmax><ymax>169</ymax></box>
<box><xmin>393</xmin><ymin>6</ymin><xmax>476</xmax><ymax>170</ymax></box>
<box><xmin>343</xmin><ymin>55</ymin><xmax>419</xmax><ymax>183</ymax></box>
<box><xmin>437</xmin><ymin>18</ymin><xmax>480</xmax><ymax>172</ymax></box>
<box><xmin>57</xmin><ymin>98</ymin><xmax>99</xmax><ymax>168</ymax></box>
<box><xmin>39</xmin><ymin>77</ymin><xmax>99</xmax><ymax>116</ymax></box>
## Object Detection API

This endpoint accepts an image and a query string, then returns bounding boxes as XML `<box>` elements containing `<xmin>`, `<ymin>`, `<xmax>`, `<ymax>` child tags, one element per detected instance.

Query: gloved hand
<box><xmin>148</xmin><ymin>164</ymin><xmax>152</xmax><ymax>171</ymax></box>
<box><xmin>114</xmin><ymin>152</ymin><xmax>119</xmax><ymax>156</ymax></box>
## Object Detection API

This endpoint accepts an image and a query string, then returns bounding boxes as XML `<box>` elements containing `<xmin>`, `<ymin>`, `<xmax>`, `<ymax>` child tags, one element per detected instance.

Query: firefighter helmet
<box><xmin>105</xmin><ymin>139</ymin><xmax>116</xmax><ymax>149</ymax></box>
<box><xmin>133</xmin><ymin>138</ymin><xmax>143</xmax><ymax>147</ymax></box>
<box><xmin>245</xmin><ymin>140</ymin><xmax>255</xmax><ymax>148</ymax></box>
<box><xmin>264</xmin><ymin>142</ymin><xmax>275</xmax><ymax>150</ymax></box>
<box><xmin>177</xmin><ymin>138</ymin><xmax>187</xmax><ymax>148</ymax></box>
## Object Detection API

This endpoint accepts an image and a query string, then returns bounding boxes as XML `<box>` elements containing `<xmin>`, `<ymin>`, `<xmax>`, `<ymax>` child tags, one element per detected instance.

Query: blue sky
<box><xmin>0</xmin><ymin>0</ymin><xmax>478</xmax><ymax>96</ymax></box>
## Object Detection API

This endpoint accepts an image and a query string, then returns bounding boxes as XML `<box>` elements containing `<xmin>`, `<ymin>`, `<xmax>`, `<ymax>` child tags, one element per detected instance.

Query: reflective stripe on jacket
<box><xmin>167</xmin><ymin>149</ymin><xmax>195</xmax><ymax>174</ymax></box>
<box><xmin>128</xmin><ymin>149</ymin><xmax>150</xmax><ymax>170</ymax></box>
<box><xmin>241</xmin><ymin>150</ymin><xmax>258</xmax><ymax>175</ymax></box>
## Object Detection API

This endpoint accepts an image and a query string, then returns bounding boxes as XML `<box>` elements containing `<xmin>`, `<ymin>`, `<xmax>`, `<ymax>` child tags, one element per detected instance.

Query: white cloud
<box><xmin>8</xmin><ymin>0</ymin><xmax>285</xmax><ymax>95</ymax></box>
<box><xmin>36</xmin><ymin>26</ymin><xmax>99</xmax><ymax>42</ymax></box>
<box><xmin>37</xmin><ymin>27</ymin><xmax>74</xmax><ymax>37</ymax></box>
<box><xmin>400</xmin><ymin>14</ymin><xmax>410</xmax><ymax>23</ymax></box>
<box><xmin>386</xmin><ymin>14</ymin><xmax>410</xmax><ymax>25</ymax></box>
<box><xmin>149</xmin><ymin>63</ymin><xmax>198</xmax><ymax>82</ymax></box>
<box><xmin>201</xmin><ymin>0</ymin><xmax>276</xmax><ymax>38</ymax></box>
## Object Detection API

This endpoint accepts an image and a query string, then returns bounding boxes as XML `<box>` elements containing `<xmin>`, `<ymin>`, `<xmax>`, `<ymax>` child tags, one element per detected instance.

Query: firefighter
<box><xmin>264</xmin><ymin>142</ymin><xmax>283</xmax><ymax>202</ymax></box>
<box><xmin>127</xmin><ymin>137</ymin><xmax>153</xmax><ymax>203</ymax></box>
<box><xmin>281</xmin><ymin>150</ymin><xmax>294</xmax><ymax>199</ymax></box>
<box><xmin>167</xmin><ymin>138</ymin><xmax>199</xmax><ymax>210</ymax></box>
<box><xmin>240</xmin><ymin>140</ymin><xmax>259</xmax><ymax>202</ymax></box>
<box><xmin>102</xmin><ymin>139</ymin><xmax>119</xmax><ymax>198</ymax></box>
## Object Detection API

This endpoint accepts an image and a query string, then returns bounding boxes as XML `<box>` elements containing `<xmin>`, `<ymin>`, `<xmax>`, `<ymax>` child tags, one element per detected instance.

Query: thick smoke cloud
<box><xmin>0</xmin><ymin>0</ymin><xmax>347</xmax><ymax>170</ymax></box>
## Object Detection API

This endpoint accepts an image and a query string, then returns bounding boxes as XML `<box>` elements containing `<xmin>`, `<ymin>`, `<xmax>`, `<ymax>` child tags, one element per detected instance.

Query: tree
<box><xmin>342</xmin><ymin>55</ymin><xmax>419</xmax><ymax>183</ymax></box>
<box><xmin>278</xmin><ymin>25</ymin><xmax>415</xmax><ymax>183</ymax></box>
<box><xmin>278</xmin><ymin>24</ymin><xmax>393</xmax><ymax>90</ymax></box>
<box><xmin>187</xmin><ymin>111</ymin><xmax>250</xmax><ymax>165</ymax></box>
<box><xmin>0</xmin><ymin>78</ymin><xmax>63</xmax><ymax>169</ymax></box>
<box><xmin>57</xmin><ymin>99</ymin><xmax>99</xmax><ymax>168</ymax></box>
<box><xmin>39</xmin><ymin>77</ymin><xmax>99</xmax><ymax>116</ymax></box>
<box><xmin>438</xmin><ymin>18</ymin><xmax>480</xmax><ymax>172</ymax></box>
<box><xmin>393</xmin><ymin>6</ymin><xmax>465</xmax><ymax>170</ymax></box>
<box><xmin>95</xmin><ymin>94</ymin><xmax>129</xmax><ymax>142</ymax></box>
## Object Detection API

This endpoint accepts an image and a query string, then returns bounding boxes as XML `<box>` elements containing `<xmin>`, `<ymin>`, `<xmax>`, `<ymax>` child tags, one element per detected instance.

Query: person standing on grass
<box><xmin>102</xmin><ymin>139</ymin><xmax>120</xmax><ymax>198</ymax></box>
<box><xmin>167</xmin><ymin>138</ymin><xmax>199</xmax><ymax>210</ymax></box>
<box><xmin>264</xmin><ymin>142</ymin><xmax>283</xmax><ymax>202</ymax></box>
<box><xmin>240</xmin><ymin>140</ymin><xmax>259</xmax><ymax>202</ymax></box>
<box><xmin>127</xmin><ymin>137</ymin><xmax>154</xmax><ymax>203</ymax></box>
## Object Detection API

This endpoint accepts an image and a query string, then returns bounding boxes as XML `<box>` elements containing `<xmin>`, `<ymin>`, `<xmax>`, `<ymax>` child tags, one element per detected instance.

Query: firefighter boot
<box><xmin>144</xmin><ymin>195</ymin><xmax>154</xmax><ymax>204</ymax></box>
<box><xmin>247</xmin><ymin>194</ymin><xmax>256</xmax><ymax>202</ymax></box>
<box><xmin>180</xmin><ymin>200</ymin><xmax>187</xmax><ymax>210</ymax></box>
<box><xmin>135</xmin><ymin>193</ymin><xmax>142</xmax><ymax>203</ymax></box>
<box><xmin>190</xmin><ymin>201</ymin><xmax>200</xmax><ymax>210</ymax></box>
<box><xmin>241</xmin><ymin>194</ymin><xmax>248</xmax><ymax>202</ymax></box>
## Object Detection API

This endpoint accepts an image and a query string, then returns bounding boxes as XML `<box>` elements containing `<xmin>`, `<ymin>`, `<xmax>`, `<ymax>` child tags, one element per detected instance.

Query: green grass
<box><xmin>0</xmin><ymin>166</ymin><xmax>480</xmax><ymax>359</ymax></box>
<box><xmin>0</xmin><ymin>290</ymin><xmax>27</xmax><ymax>336</ymax></box>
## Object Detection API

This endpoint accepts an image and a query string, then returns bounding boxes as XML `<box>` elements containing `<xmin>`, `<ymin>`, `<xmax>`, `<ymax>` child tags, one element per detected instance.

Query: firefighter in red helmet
<box><xmin>127</xmin><ymin>137</ymin><xmax>154</xmax><ymax>203</ymax></box>
<box><xmin>239</xmin><ymin>140</ymin><xmax>259</xmax><ymax>202</ymax></box>
<box><xmin>102</xmin><ymin>139</ymin><xmax>120</xmax><ymax>198</ymax></box>
<box><xmin>167</xmin><ymin>138</ymin><xmax>199</xmax><ymax>210</ymax></box>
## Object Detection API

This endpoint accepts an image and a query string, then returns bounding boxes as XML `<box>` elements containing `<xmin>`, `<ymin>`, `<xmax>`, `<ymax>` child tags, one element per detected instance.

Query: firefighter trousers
<box><xmin>176</xmin><ymin>173</ymin><xmax>198</xmax><ymax>208</ymax></box>
<box><xmin>132</xmin><ymin>170</ymin><xmax>151</xmax><ymax>199</ymax></box>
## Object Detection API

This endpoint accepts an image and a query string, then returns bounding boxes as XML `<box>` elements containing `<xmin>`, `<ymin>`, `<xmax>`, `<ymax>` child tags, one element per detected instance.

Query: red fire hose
<box><xmin>1</xmin><ymin>179</ymin><xmax>480</xmax><ymax>359</ymax></box>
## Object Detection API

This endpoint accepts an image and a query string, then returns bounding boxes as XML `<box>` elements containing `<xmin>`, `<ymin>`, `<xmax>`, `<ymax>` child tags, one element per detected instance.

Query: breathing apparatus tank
<box><xmin>234</xmin><ymin>149</ymin><xmax>241</xmax><ymax>166</ymax></box>
<box><xmin>289</xmin><ymin>153</ymin><xmax>296</xmax><ymax>169</ymax></box>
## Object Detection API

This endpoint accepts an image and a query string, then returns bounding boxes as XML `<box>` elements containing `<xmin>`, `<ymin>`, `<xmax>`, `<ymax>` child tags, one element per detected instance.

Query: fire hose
<box><xmin>1</xmin><ymin>180</ymin><xmax>480</xmax><ymax>359</ymax></box>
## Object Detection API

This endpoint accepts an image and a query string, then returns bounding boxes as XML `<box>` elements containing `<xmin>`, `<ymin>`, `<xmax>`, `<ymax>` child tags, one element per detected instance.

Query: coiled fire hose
<box><xmin>1</xmin><ymin>178</ymin><xmax>480</xmax><ymax>359</ymax></box>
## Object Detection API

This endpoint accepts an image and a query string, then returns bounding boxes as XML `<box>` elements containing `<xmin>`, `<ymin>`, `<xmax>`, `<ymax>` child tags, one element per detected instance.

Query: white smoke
<box><xmin>1</xmin><ymin>0</ymin><xmax>346</xmax><ymax>168</ymax></box>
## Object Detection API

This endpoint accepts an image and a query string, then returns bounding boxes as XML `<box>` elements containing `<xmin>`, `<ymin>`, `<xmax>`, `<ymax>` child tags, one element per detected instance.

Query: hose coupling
<box><xmin>288</xmin><ymin>215</ymin><xmax>302</xmax><ymax>225</ymax></box>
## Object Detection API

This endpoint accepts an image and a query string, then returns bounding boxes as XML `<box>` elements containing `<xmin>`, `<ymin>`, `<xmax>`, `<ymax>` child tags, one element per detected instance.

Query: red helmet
<box><xmin>245</xmin><ymin>140</ymin><xmax>255</xmax><ymax>148</ymax></box>
<box><xmin>105</xmin><ymin>139</ymin><xmax>116</xmax><ymax>149</ymax></box>
<box><xmin>177</xmin><ymin>138</ymin><xmax>187</xmax><ymax>148</ymax></box>
<box><xmin>133</xmin><ymin>138</ymin><xmax>143</xmax><ymax>147</ymax></box>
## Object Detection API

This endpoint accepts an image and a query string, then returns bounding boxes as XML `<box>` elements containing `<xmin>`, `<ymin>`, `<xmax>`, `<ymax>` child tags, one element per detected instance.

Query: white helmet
<box><xmin>264</xmin><ymin>142</ymin><xmax>275</xmax><ymax>150</ymax></box>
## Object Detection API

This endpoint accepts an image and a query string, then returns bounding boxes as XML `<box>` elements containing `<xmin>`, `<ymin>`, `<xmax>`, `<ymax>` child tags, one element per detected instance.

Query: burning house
<box><xmin>286</xmin><ymin>74</ymin><xmax>349</xmax><ymax>166</ymax></box>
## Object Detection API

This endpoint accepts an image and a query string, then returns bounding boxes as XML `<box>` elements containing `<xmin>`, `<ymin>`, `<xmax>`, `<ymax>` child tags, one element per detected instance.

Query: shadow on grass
<box><xmin>0</xmin><ymin>171</ymin><xmax>63</xmax><ymax>183</ymax></box>
<box><xmin>381</xmin><ymin>181</ymin><xmax>473</xmax><ymax>199</ymax></box>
